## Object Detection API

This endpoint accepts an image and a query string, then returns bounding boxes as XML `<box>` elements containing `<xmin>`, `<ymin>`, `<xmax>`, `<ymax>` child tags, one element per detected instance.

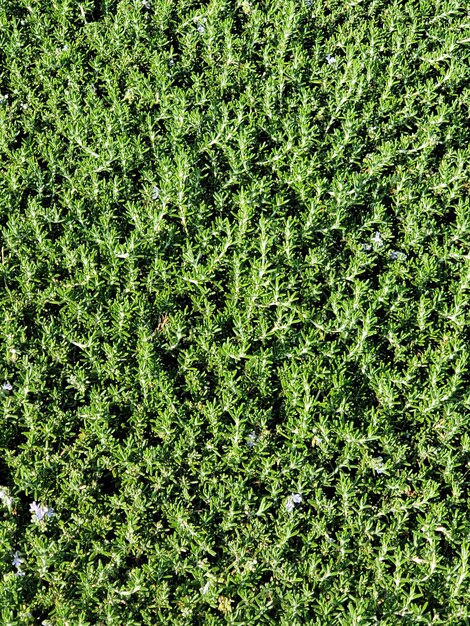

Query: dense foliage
<box><xmin>1</xmin><ymin>0</ymin><xmax>470</xmax><ymax>623</ymax></box>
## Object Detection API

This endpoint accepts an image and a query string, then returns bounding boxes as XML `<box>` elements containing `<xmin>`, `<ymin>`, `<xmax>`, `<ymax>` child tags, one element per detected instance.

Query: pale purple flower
<box><xmin>286</xmin><ymin>493</ymin><xmax>302</xmax><ymax>512</ymax></box>
<box><xmin>2</xmin><ymin>382</ymin><xmax>12</xmax><ymax>391</ymax></box>
<box><xmin>13</xmin><ymin>551</ymin><xmax>23</xmax><ymax>568</ymax></box>
<box><xmin>374</xmin><ymin>457</ymin><xmax>386</xmax><ymax>474</ymax></box>
<box><xmin>30</xmin><ymin>502</ymin><xmax>45</xmax><ymax>521</ymax></box>
<box><xmin>197</xmin><ymin>24</ymin><xmax>205</xmax><ymax>33</ymax></box>
<box><xmin>30</xmin><ymin>502</ymin><xmax>54</xmax><ymax>522</ymax></box>
<box><xmin>390</xmin><ymin>250</ymin><xmax>407</xmax><ymax>261</ymax></box>
<box><xmin>151</xmin><ymin>186</ymin><xmax>159</xmax><ymax>200</ymax></box>
<box><xmin>326</xmin><ymin>55</ymin><xmax>336</xmax><ymax>64</ymax></box>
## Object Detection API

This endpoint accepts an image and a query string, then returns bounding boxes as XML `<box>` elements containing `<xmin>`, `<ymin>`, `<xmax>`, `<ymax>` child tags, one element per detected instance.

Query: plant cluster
<box><xmin>1</xmin><ymin>0</ymin><xmax>470</xmax><ymax>624</ymax></box>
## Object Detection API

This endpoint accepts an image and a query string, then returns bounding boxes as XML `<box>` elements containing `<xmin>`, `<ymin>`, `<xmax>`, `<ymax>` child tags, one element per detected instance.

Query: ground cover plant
<box><xmin>1</xmin><ymin>0</ymin><xmax>470</xmax><ymax>623</ymax></box>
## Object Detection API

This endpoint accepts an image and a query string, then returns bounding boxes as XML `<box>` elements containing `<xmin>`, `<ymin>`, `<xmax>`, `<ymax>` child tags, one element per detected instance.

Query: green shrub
<box><xmin>1</xmin><ymin>0</ymin><xmax>470</xmax><ymax>623</ymax></box>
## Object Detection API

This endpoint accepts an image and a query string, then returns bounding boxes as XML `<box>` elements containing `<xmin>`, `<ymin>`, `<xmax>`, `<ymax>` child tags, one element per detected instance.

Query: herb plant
<box><xmin>1</xmin><ymin>0</ymin><xmax>470</xmax><ymax>624</ymax></box>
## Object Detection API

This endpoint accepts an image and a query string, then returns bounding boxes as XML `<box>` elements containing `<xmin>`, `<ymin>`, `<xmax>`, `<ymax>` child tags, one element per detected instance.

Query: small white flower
<box><xmin>196</xmin><ymin>17</ymin><xmax>207</xmax><ymax>33</ymax></box>
<box><xmin>362</xmin><ymin>243</ymin><xmax>372</xmax><ymax>251</ymax></box>
<box><xmin>151</xmin><ymin>186</ymin><xmax>160</xmax><ymax>200</ymax></box>
<box><xmin>0</xmin><ymin>490</ymin><xmax>13</xmax><ymax>508</ymax></box>
<box><xmin>2</xmin><ymin>382</ymin><xmax>12</xmax><ymax>391</ymax></box>
<box><xmin>200</xmin><ymin>581</ymin><xmax>210</xmax><ymax>594</ymax></box>
<box><xmin>372</xmin><ymin>231</ymin><xmax>383</xmax><ymax>247</ymax></box>
<box><xmin>326</xmin><ymin>54</ymin><xmax>336</xmax><ymax>64</ymax></box>
<box><xmin>247</xmin><ymin>431</ymin><xmax>257</xmax><ymax>448</ymax></box>
<box><xmin>286</xmin><ymin>493</ymin><xmax>302</xmax><ymax>511</ymax></box>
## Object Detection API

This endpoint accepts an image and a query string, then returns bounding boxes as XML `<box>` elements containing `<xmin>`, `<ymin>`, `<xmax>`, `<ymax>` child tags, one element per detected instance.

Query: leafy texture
<box><xmin>1</xmin><ymin>0</ymin><xmax>470</xmax><ymax>624</ymax></box>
